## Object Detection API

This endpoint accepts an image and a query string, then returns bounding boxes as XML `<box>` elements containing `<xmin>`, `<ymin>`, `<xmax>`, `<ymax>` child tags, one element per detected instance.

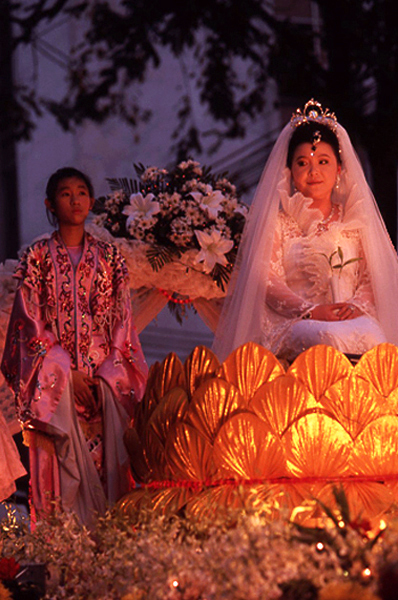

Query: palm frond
<box><xmin>106</xmin><ymin>177</ymin><xmax>141</xmax><ymax>195</ymax></box>
<box><xmin>146</xmin><ymin>245</ymin><xmax>181</xmax><ymax>272</ymax></box>
<box><xmin>167</xmin><ymin>299</ymin><xmax>195</xmax><ymax>325</ymax></box>
<box><xmin>211</xmin><ymin>263</ymin><xmax>233</xmax><ymax>292</ymax></box>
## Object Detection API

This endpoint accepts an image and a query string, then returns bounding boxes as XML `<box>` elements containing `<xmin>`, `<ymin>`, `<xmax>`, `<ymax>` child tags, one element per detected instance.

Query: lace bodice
<box><xmin>266</xmin><ymin>191</ymin><xmax>376</xmax><ymax>319</ymax></box>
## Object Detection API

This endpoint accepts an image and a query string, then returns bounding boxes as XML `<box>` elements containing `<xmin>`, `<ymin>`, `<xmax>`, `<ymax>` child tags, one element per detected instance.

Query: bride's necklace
<box><xmin>316</xmin><ymin>203</ymin><xmax>340</xmax><ymax>233</ymax></box>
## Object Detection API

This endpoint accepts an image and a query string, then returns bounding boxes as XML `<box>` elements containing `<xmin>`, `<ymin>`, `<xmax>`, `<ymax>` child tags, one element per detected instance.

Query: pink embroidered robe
<box><xmin>0</xmin><ymin>408</ymin><xmax>26</xmax><ymax>501</ymax></box>
<box><xmin>1</xmin><ymin>231</ymin><xmax>148</xmax><ymax>525</ymax></box>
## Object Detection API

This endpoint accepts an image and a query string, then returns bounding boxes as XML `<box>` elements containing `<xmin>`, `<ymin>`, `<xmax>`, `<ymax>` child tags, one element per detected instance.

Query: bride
<box><xmin>213</xmin><ymin>99</ymin><xmax>398</xmax><ymax>361</ymax></box>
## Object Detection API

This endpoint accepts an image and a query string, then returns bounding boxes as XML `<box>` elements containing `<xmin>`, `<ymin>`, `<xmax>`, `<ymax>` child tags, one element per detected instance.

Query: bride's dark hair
<box><xmin>287</xmin><ymin>122</ymin><xmax>341</xmax><ymax>168</ymax></box>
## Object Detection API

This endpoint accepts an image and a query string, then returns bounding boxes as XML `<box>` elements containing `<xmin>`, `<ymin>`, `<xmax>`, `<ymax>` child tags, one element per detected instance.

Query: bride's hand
<box><xmin>310</xmin><ymin>303</ymin><xmax>363</xmax><ymax>321</ymax></box>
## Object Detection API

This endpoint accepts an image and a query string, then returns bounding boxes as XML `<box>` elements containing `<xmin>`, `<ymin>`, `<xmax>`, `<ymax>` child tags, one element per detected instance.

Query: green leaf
<box><xmin>106</xmin><ymin>177</ymin><xmax>140</xmax><ymax>195</ymax></box>
<box><xmin>167</xmin><ymin>299</ymin><xmax>195</xmax><ymax>325</ymax></box>
<box><xmin>332</xmin><ymin>486</ymin><xmax>351</xmax><ymax>523</ymax></box>
<box><xmin>146</xmin><ymin>245</ymin><xmax>181</xmax><ymax>272</ymax></box>
<box><xmin>312</xmin><ymin>496</ymin><xmax>341</xmax><ymax>527</ymax></box>
<box><xmin>211</xmin><ymin>261</ymin><xmax>233</xmax><ymax>291</ymax></box>
<box><xmin>342</xmin><ymin>257</ymin><xmax>363</xmax><ymax>267</ymax></box>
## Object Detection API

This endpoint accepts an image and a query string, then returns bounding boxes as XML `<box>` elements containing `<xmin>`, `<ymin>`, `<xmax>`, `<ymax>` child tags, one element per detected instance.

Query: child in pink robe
<box><xmin>1</xmin><ymin>167</ymin><xmax>148</xmax><ymax>526</ymax></box>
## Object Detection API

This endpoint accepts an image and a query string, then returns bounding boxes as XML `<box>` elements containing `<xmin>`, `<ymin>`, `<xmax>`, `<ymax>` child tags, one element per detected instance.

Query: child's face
<box><xmin>47</xmin><ymin>176</ymin><xmax>94</xmax><ymax>227</ymax></box>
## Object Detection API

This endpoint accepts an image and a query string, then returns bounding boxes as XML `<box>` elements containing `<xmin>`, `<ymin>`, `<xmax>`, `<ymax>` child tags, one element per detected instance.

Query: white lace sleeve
<box><xmin>266</xmin><ymin>214</ymin><xmax>314</xmax><ymax>318</ymax></box>
<box><xmin>351</xmin><ymin>237</ymin><xmax>377</xmax><ymax>318</ymax></box>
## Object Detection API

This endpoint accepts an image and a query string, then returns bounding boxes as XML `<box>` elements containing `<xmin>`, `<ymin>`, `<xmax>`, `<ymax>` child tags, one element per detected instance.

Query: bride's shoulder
<box><xmin>276</xmin><ymin>207</ymin><xmax>301</xmax><ymax>237</ymax></box>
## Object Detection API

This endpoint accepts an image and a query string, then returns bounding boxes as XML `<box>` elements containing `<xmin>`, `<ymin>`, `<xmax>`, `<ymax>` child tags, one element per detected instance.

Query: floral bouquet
<box><xmin>91</xmin><ymin>159</ymin><xmax>248</xmax><ymax>325</ymax></box>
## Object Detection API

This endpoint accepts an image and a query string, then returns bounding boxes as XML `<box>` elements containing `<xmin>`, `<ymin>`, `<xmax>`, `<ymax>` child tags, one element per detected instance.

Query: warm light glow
<box><xmin>172</xmin><ymin>580</ymin><xmax>179</xmax><ymax>588</ymax></box>
<box><xmin>316</xmin><ymin>542</ymin><xmax>324</xmax><ymax>551</ymax></box>
<box><xmin>121</xmin><ymin>342</ymin><xmax>398</xmax><ymax>524</ymax></box>
<box><xmin>379</xmin><ymin>519</ymin><xmax>387</xmax><ymax>530</ymax></box>
<box><xmin>362</xmin><ymin>568</ymin><xmax>372</xmax><ymax>578</ymax></box>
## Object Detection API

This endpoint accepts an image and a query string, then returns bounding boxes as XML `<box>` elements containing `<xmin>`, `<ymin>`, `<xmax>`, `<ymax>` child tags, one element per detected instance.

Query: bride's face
<box><xmin>291</xmin><ymin>141</ymin><xmax>341</xmax><ymax>205</ymax></box>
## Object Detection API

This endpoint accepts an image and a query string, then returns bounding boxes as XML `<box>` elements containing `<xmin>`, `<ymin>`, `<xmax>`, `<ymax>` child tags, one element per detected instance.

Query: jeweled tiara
<box><xmin>290</xmin><ymin>99</ymin><xmax>338</xmax><ymax>132</ymax></box>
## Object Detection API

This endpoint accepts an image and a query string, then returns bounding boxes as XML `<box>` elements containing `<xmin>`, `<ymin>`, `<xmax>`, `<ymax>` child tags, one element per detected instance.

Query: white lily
<box><xmin>190</xmin><ymin>187</ymin><xmax>225</xmax><ymax>218</ymax></box>
<box><xmin>194</xmin><ymin>229</ymin><xmax>234</xmax><ymax>273</ymax></box>
<box><xmin>122</xmin><ymin>192</ymin><xmax>160</xmax><ymax>229</ymax></box>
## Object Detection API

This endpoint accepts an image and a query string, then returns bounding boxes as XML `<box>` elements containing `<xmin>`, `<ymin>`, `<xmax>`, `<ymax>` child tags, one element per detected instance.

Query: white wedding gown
<box><xmin>262</xmin><ymin>191</ymin><xmax>387</xmax><ymax>360</ymax></box>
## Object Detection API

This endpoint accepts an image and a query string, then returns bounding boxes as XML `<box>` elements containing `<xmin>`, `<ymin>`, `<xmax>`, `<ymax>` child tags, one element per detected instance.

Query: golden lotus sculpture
<box><xmin>119</xmin><ymin>342</ymin><xmax>398</xmax><ymax>524</ymax></box>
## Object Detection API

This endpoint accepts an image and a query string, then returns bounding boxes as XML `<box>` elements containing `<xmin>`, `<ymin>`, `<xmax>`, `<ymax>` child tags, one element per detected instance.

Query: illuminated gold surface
<box><xmin>184</xmin><ymin>345</ymin><xmax>220</xmax><ymax>400</ymax></box>
<box><xmin>351</xmin><ymin>417</ymin><xmax>398</xmax><ymax>481</ymax></box>
<box><xmin>141</xmin><ymin>387</ymin><xmax>189</xmax><ymax>480</ymax></box>
<box><xmin>285</xmin><ymin>413</ymin><xmax>352</xmax><ymax>478</ymax></box>
<box><xmin>213</xmin><ymin>413</ymin><xmax>286</xmax><ymax>479</ymax></box>
<box><xmin>288</xmin><ymin>345</ymin><xmax>352</xmax><ymax>401</ymax></box>
<box><xmin>120</xmin><ymin>343</ymin><xmax>398</xmax><ymax>524</ymax></box>
<box><xmin>152</xmin><ymin>352</ymin><xmax>186</xmax><ymax>401</ymax></box>
<box><xmin>123</xmin><ymin>427</ymin><xmax>148</xmax><ymax>482</ymax></box>
<box><xmin>184</xmin><ymin>483</ymin><xmax>278</xmax><ymax>521</ymax></box>
<box><xmin>321</xmin><ymin>373</ymin><xmax>385</xmax><ymax>439</ymax></box>
<box><xmin>355</xmin><ymin>343</ymin><xmax>398</xmax><ymax>397</ymax></box>
<box><xmin>184</xmin><ymin>378</ymin><xmax>243</xmax><ymax>443</ymax></box>
<box><xmin>217</xmin><ymin>342</ymin><xmax>284</xmax><ymax>402</ymax></box>
<box><xmin>145</xmin><ymin>387</ymin><xmax>189</xmax><ymax>448</ymax></box>
<box><xmin>165</xmin><ymin>423</ymin><xmax>214</xmax><ymax>481</ymax></box>
<box><xmin>250</xmin><ymin>375</ymin><xmax>313</xmax><ymax>437</ymax></box>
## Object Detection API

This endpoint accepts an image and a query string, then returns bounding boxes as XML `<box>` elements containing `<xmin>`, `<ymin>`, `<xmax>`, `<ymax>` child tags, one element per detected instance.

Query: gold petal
<box><xmin>288</xmin><ymin>345</ymin><xmax>352</xmax><ymax>401</ymax></box>
<box><xmin>134</xmin><ymin>363</ymin><xmax>161</xmax><ymax>434</ymax></box>
<box><xmin>154</xmin><ymin>352</ymin><xmax>186</xmax><ymax>400</ymax></box>
<box><xmin>184</xmin><ymin>345</ymin><xmax>220</xmax><ymax>400</ymax></box>
<box><xmin>184</xmin><ymin>485</ymin><xmax>247</xmax><ymax>521</ymax></box>
<box><xmin>217</xmin><ymin>341</ymin><xmax>285</xmax><ymax>403</ymax></box>
<box><xmin>184</xmin><ymin>483</ymin><xmax>301</xmax><ymax>521</ymax></box>
<box><xmin>184</xmin><ymin>484</ymin><xmax>280</xmax><ymax>522</ymax></box>
<box><xmin>148</xmin><ymin>486</ymin><xmax>194</xmax><ymax>515</ymax></box>
<box><xmin>342</xmin><ymin>481</ymin><xmax>393</xmax><ymax>520</ymax></box>
<box><xmin>136</xmin><ymin>353</ymin><xmax>185</xmax><ymax>433</ymax></box>
<box><xmin>385</xmin><ymin>388</ymin><xmax>398</xmax><ymax>415</ymax></box>
<box><xmin>143</xmin><ymin>429</ymin><xmax>170</xmax><ymax>481</ymax></box>
<box><xmin>184</xmin><ymin>378</ymin><xmax>244</xmax><ymax>444</ymax></box>
<box><xmin>123</xmin><ymin>426</ymin><xmax>150</xmax><ymax>483</ymax></box>
<box><xmin>285</xmin><ymin>413</ymin><xmax>352</xmax><ymax>478</ymax></box>
<box><xmin>351</xmin><ymin>416</ymin><xmax>398</xmax><ymax>479</ymax></box>
<box><xmin>213</xmin><ymin>413</ymin><xmax>286</xmax><ymax>479</ymax></box>
<box><xmin>145</xmin><ymin>387</ymin><xmax>189</xmax><ymax>447</ymax></box>
<box><xmin>284</xmin><ymin>413</ymin><xmax>353</xmax><ymax>512</ymax></box>
<box><xmin>322</xmin><ymin>373</ymin><xmax>384</xmax><ymax>439</ymax></box>
<box><xmin>143</xmin><ymin>388</ymin><xmax>189</xmax><ymax>480</ymax></box>
<box><xmin>116</xmin><ymin>486</ymin><xmax>194</xmax><ymax>518</ymax></box>
<box><xmin>250</xmin><ymin>374</ymin><xmax>314</xmax><ymax>437</ymax></box>
<box><xmin>116</xmin><ymin>488</ymin><xmax>152</xmax><ymax>518</ymax></box>
<box><xmin>165</xmin><ymin>422</ymin><xmax>214</xmax><ymax>480</ymax></box>
<box><xmin>344</xmin><ymin>421</ymin><xmax>396</xmax><ymax>519</ymax></box>
<box><xmin>355</xmin><ymin>343</ymin><xmax>398</xmax><ymax>397</ymax></box>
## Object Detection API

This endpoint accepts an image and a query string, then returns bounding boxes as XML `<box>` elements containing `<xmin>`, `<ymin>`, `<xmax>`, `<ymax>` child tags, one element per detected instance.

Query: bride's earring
<box><xmin>335</xmin><ymin>174</ymin><xmax>340</xmax><ymax>190</ymax></box>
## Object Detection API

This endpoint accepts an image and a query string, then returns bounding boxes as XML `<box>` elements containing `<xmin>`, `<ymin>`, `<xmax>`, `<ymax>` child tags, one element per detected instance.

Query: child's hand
<box><xmin>72</xmin><ymin>370</ymin><xmax>100</xmax><ymax>418</ymax></box>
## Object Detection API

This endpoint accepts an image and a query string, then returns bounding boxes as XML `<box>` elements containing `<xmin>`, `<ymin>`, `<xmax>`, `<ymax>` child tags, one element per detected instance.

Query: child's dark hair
<box><xmin>286</xmin><ymin>122</ymin><xmax>341</xmax><ymax>168</ymax></box>
<box><xmin>45</xmin><ymin>167</ymin><xmax>94</xmax><ymax>226</ymax></box>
